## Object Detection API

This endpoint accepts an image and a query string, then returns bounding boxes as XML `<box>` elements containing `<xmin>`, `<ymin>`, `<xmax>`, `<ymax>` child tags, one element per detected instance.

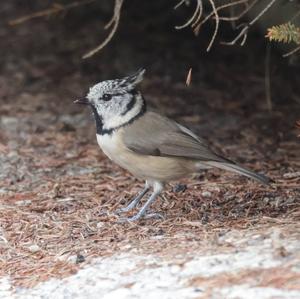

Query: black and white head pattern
<box><xmin>87</xmin><ymin>69</ymin><xmax>146</xmax><ymax>134</ymax></box>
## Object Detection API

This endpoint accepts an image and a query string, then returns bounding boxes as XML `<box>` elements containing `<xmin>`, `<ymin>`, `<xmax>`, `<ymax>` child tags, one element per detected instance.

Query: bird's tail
<box><xmin>202</xmin><ymin>161</ymin><xmax>272</xmax><ymax>185</ymax></box>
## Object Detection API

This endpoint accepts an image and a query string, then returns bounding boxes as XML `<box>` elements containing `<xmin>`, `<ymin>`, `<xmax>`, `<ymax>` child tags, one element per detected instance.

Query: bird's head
<box><xmin>75</xmin><ymin>69</ymin><xmax>146</xmax><ymax>133</ymax></box>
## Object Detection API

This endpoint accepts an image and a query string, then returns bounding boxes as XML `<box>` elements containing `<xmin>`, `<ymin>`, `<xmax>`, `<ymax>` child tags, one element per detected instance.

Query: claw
<box><xmin>116</xmin><ymin>182</ymin><xmax>164</xmax><ymax>223</ymax></box>
<box><xmin>117</xmin><ymin>212</ymin><xmax>164</xmax><ymax>223</ymax></box>
<box><xmin>115</xmin><ymin>186</ymin><xmax>150</xmax><ymax>215</ymax></box>
<box><xmin>114</xmin><ymin>208</ymin><xmax>125</xmax><ymax>215</ymax></box>
<box><xmin>144</xmin><ymin>213</ymin><xmax>164</xmax><ymax>220</ymax></box>
<box><xmin>115</xmin><ymin>206</ymin><xmax>133</xmax><ymax>214</ymax></box>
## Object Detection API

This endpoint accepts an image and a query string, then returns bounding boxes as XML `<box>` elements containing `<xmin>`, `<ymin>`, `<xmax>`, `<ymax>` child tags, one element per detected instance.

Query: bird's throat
<box><xmin>90</xmin><ymin>105</ymin><xmax>104</xmax><ymax>135</ymax></box>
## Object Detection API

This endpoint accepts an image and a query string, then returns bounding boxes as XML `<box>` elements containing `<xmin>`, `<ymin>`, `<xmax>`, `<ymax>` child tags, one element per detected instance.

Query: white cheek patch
<box><xmin>102</xmin><ymin>98</ymin><xmax>143</xmax><ymax>130</ymax></box>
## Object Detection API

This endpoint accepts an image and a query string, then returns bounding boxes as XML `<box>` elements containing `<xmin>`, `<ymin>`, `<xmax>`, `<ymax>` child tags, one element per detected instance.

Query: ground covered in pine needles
<box><xmin>0</xmin><ymin>1</ymin><xmax>299</xmax><ymax>296</ymax></box>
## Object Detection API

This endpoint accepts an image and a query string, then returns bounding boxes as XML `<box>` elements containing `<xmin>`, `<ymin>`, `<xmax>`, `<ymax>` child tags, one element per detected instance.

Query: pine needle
<box><xmin>266</xmin><ymin>22</ymin><xmax>300</xmax><ymax>45</ymax></box>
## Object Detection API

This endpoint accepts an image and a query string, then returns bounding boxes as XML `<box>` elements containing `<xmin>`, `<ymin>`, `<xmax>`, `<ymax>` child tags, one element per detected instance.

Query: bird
<box><xmin>74</xmin><ymin>69</ymin><xmax>272</xmax><ymax>221</ymax></box>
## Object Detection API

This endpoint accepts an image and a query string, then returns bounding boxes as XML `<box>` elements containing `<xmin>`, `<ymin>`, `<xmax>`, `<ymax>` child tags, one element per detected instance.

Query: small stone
<box><xmin>16</xmin><ymin>199</ymin><xmax>32</xmax><ymax>206</ymax></box>
<box><xmin>170</xmin><ymin>265</ymin><xmax>180</xmax><ymax>274</ymax></box>
<box><xmin>59</xmin><ymin>122</ymin><xmax>75</xmax><ymax>132</ymax></box>
<box><xmin>67</xmin><ymin>255</ymin><xmax>77</xmax><ymax>263</ymax></box>
<box><xmin>173</xmin><ymin>184</ymin><xmax>187</xmax><ymax>193</ymax></box>
<box><xmin>57</xmin><ymin>197</ymin><xmax>74</xmax><ymax>203</ymax></box>
<box><xmin>274</xmin><ymin>246</ymin><xmax>290</xmax><ymax>258</ymax></box>
<box><xmin>283</xmin><ymin>171</ymin><xmax>300</xmax><ymax>179</ymax></box>
<box><xmin>27</xmin><ymin>244</ymin><xmax>40</xmax><ymax>253</ymax></box>
<box><xmin>121</xmin><ymin>244</ymin><xmax>132</xmax><ymax>250</ymax></box>
<box><xmin>201</xmin><ymin>191</ymin><xmax>212</xmax><ymax>198</ymax></box>
<box><xmin>76</xmin><ymin>254</ymin><xmax>85</xmax><ymax>264</ymax></box>
<box><xmin>208</xmin><ymin>186</ymin><xmax>221</xmax><ymax>192</ymax></box>
<box><xmin>97</xmin><ymin>222</ymin><xmax>105</xmax><ymax>228</ymax></box>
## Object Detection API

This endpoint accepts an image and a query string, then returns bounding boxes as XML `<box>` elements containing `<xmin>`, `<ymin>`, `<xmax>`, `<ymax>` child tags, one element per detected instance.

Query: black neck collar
<box><xmin>90</xmin><ymin>98</ymin><xmax>147</xmax><ymax>136</ymax></box>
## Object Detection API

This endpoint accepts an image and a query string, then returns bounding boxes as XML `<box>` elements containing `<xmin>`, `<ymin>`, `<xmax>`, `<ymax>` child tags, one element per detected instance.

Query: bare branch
<box><xmin>9</xmin><ymin>0</ymin><xmax>95</xmax><ymax>26</ymax></box>
<box><xmin>175</xmin><ymin>0</ymin><xmax>203</xmax><ymax>30</ymax></box>
<box><xmin>222</xmin><ymin>0</ymin><xmax>277</xmax><ymax>46</ymax></box>
<box><xmin>219</xmin><ymin>0</ymin><xmax>258</xmax><ymax>21</ymax></box>
<box><xmin>265</xmin><ymin>44</ymin><xmax>272</xmax><ymax>111</ymax></box>
<box><xmin>82</xmin><ymin>0</ymin><xmax>124</xmax><ymax>59</ymax></box>
<box><xmin>192</xmin><ymin>1</ymin><xmax>203</xmax><ymax>28</ymax></box>
<box><xmin>290</xmin><ymin>9</ymin><xmax>300</xmax><ymax>22</ymax></box>
<box><xmin>11</xmin><ymin>0</ymin><xmax>292</xmax><ymax>58</ymax></box>
<box><xmin>283</xmin><ymin>45</ymin><xmax>300</xmax><ymax>57</ymax></box>
<box><xmin>193</xmin><ymin>0</ymin><xmax>248</xmax><ymax>35</ymax></box>
<box><xmin>206</xmin><ymin>0</ymin><xmax>219</xmax><ymax>51</ymax></box>
<box><xmin>174</xmin><ymin>0</ymin><xmax>187</xmax><ymax>10</ymax></box>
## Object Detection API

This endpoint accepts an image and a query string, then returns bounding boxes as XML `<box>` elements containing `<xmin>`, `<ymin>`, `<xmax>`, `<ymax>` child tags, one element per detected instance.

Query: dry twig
<box><xmin>218</xmin><ymin>0</ymin><xmax>258</xmax><ymax>22</ymax></box>
<box><xmin>82</xmin><ymin>0</ymin><xmax>124</xmax><ymax>59</ymax></box>
<box><xmin>9</xmin><ymin>0</ymin><xmax>96</xmax><ymax>26</ymax></box>
<box><xmin>206</xmin><ymin>0</ymin><xmax>219</xmax><ymax>51</ymax></box>
<box><xmin>194</xmin><ymin>0</ymin><xmax>249</xmax><ymax>34</ymax></box>
<box><xmin>175</xmin><ymin>0</ymin><xmax>276</xmax><ymax>50</ymax></box>
<box><xmin>175</xmin><ymin>0</ymin><xmax>203</xmax><ymax>30</ymax></box>
<box><xmin>222</xmin><ymin>0</ymin><xmax>277</xmax><ymax>46</ymax></box>
<box><xmin>10</xmin><ymin>0</ymin><xmax>290</xmax><ymax>57</ymax></box>
<box><xmin>186</xmin><ymin>68</ymin><xmax>192</xmax><ymax>86</ymax></box>
<box><xmin>174</xmin><ymin>0</ymin><xmax>187</xmax><ymax>10</ymax></box>
<box><xmin>264</xmin><ymin>44</ymin><xmax>272</xmax><ymax>111</ymax></box>
<box><xmin>283</xmin><ymin>45</ymin><xmax>300</xmax><ymax>57</ymax></box>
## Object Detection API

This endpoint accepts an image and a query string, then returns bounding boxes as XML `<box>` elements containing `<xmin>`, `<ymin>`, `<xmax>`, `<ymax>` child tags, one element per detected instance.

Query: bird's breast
<box><xmin>96</xmin><ymin>132</ymin><xmax>122</xmax><ymax>161</ymax></box>
<box><xmin>96</xmin><ymin>130</ymin><xmax>196</xmax><ymax>182</ymax></box>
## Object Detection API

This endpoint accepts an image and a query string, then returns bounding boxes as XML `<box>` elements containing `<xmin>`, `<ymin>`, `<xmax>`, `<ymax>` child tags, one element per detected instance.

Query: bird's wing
<box><xmin>123</xmin><ymin>111</ymin><xmax>229</xmax><ymax>163</ymax></box>
<box><xmin>123</xmin><ymin>111</ymin><xmax>271</xmax><ymax>185</ymax></box>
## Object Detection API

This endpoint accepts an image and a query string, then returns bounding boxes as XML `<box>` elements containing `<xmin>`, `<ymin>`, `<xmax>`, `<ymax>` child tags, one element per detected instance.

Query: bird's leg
<box><xmin>115</xmin><ymin>183</ymin><xmax>150</xmax><ymax>214</ymax></box>
<box><xmin>120</xmin><ymin>182</ymin><xmax>164</xmax><ymax>222</ymax></box>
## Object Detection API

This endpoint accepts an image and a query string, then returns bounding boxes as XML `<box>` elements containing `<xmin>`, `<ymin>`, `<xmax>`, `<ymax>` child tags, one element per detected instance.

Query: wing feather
<box><xmin>122</xmin><ymin>111</ymin><xmax>271</xmax><ymax>185</ymax></box>
<box><xmin>123</xmin><ymin>111</ymin><xmax>229</xmax><ymax>163</ymax></box>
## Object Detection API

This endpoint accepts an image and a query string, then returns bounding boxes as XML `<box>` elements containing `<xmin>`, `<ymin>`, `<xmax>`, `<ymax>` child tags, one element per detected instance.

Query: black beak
<box><xmin>74</xmin><ymin>97</ymin><xmax>90</xmax><ymax>105</ymax></box>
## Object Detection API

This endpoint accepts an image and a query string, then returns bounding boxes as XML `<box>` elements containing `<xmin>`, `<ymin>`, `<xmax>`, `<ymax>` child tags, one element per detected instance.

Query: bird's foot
<box><xmin>117</xmin><ymin>211</ymin><xmax>164</xmax><ymax>223</ymax></box>
<box><xmin>143</xmin><ymin>212</ymin><xmax>164</xmax><ymax>220</ymax></box>
<box><xmin>98</xmin><ymin>209</ymin><xmax>110</xmax><ymax>216</ymax></box>
<box><xmin>115</xmin><ymin>206</ymin><xmax>133</xmax><ymax>215</ymax></box>
<box><xmin>114</xmin><ymin>198</ymin><xmax>142</xmax><ymax>215</ymax></box>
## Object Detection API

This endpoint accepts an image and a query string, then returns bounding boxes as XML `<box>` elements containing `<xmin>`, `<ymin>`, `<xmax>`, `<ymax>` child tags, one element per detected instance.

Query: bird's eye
<box><xmin>102</xmin><ymin>94</ymin><xmax>112</xmax><ymax>101</ymax></box>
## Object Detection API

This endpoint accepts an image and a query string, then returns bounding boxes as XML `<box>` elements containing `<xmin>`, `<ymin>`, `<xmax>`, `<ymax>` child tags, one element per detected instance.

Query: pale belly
<box><xmin>96</xmin><ymin>133</ymin><xmax>195</xmax><ymax>182</ymax></box>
